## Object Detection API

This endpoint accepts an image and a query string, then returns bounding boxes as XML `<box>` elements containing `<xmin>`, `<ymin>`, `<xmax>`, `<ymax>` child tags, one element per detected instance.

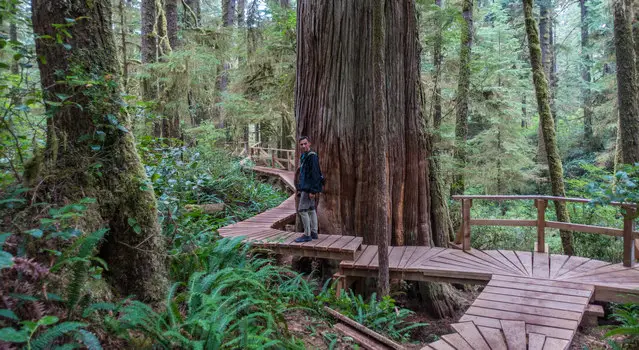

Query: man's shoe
<box><xmin>311</xmin><ymin>232</ymin><xmax>318</xmax><ymax>240</ymax></box>
<box><xmin>294</xmin><ymin>235</ymin><xmax>312</xmax><ymax>243</ymax></box>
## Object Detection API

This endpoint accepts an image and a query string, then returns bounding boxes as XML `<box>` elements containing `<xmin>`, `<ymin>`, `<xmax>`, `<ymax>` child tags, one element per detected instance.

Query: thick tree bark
<box><xmin>581</xmin><ymin>0</ymin><xmax>594</xmax><ymax>148</ymax></box>
<box><xmin>32</xmin><ymin>0</ymin><xmax>168</xmax><ymax>301</ymax></box>
<box><xmin>452</xmin><ymin>0</ymin><xmax>473</xmax><ymax>196</ymax></box>
<box><xmin>523</xmin><ymin>0</ymin><xmax>574</xmax><ymax>255</ymax></box>
<box><xmin>433</xmin><ymin>0</ymin><xmax>443</xmax><ymax>132</ymax></box>
<box><xmin>614</xmin><ymin>0</ymin><xmax>639</xmax><ymax>164</ymax></box>
<box><xmin>165</xmin><ymin>0</ymin><xmax>179</xmax><ymax>49</ymax></box>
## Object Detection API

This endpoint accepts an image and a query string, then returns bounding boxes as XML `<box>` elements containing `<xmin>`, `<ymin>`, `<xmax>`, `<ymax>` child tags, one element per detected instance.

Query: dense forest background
<box><xmin>0</xmin><ymin>0</ymin><xmax>638</xmax><ymax>348</ymax></box>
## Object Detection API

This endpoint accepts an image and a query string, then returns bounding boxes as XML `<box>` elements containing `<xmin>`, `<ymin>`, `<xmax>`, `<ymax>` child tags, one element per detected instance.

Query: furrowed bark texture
<box><xmin>296</xmin><ymin>0</ymin><xmax>431</xmax><ymax>247</ymax></box>
<box><xmin>523</xmin><ymin>0</ymin><xmax>574</xmax><ymax>255</ymax></box>
<box><xmin>32</xmin><ymin>0</ymin><xmax>168</xmax><ymax>301</ymax></box>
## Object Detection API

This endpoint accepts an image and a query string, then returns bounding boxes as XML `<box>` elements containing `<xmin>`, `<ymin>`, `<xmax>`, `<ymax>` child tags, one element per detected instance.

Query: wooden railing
<box><xmin>452</xmin><ymin>195</ymin><xmax>639</xmax><ymax>267</ymax></box>
<box><xmin>247</xmin><ymin>145</ymin><xmax>296</xmax><ymax>171</ymax></box>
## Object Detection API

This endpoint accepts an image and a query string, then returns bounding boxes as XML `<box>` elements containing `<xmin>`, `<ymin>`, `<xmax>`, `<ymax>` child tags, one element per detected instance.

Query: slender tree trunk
<box><xmin>537</xmin><ymin>1</ymin><xmax>552</xmax><ymax>185</ymax></box>
<box><xmin>433</xmin><ymin>0</ymin><xmax>443</xmax><ymax>132</ymax></box>
<box><xmin>237</xmin><ymin>0</ymin><xmax>246</xmax><ymax>25</ymax></box>
<box><xmin>32</xmin><ymin>0</ymin><xmax>168</xmax><ymax>302</ymax></box>
<box><xmin>141</xmin><ymin>0</ymin><xmax>158</xmax><ymax>100</ymax></box>
<box><xmin>371</xmin><ymin>0</ymin><xmax>390</xmax><ymax>297</ymax></box>
<box><xmin>523</xmin><ymin>0</ymin><xmax>574</xmax><ymax>255</ymax></box>
<box><xmin>452</xmin><ymin>0</ymin><xmax>473</xmax><ymax>196</ymax></box>
<box><xmin>119</xmin><ymin>0</ymin><xmax>129</xmax><ymax>91</ymax></box>
<box><xmin>581</xmin><ymin>0</ymin><xmax>594</xmax><ymax>148</ymax></box>
<box><xmin>216</xmin><ymin>0</ymin><xmax>236</xmax><ymax>128</ymax></box>
<box><xmin>614</xmin><ymin>0</ymin><xmax>639</xmax><ymax>165</ymax></box>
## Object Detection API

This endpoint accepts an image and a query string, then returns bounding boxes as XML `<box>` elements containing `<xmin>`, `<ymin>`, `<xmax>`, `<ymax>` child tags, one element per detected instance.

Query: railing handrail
<box><xmin>451</xmin><ymin>194</ymin><xmax>637</xmax><ymax>208</ymax></box>
<box><xmin>452</xmin><ymin>195</ymin><xmax>638</xmax><ymax>267</ymax></box>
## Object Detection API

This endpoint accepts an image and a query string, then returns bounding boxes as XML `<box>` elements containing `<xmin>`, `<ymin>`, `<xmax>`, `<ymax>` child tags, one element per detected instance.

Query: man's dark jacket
<box><xmin>297</xmin><ymin>151</ymin><xmax>323</xmax><ymax>194</ymax></box>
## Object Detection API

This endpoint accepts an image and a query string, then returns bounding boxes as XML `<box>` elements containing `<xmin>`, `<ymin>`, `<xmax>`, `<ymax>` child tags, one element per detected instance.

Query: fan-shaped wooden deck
<box><xmin>218</xmin><ymin>164</ymin><xmax>639</xmax><ymax>349</ymax></box>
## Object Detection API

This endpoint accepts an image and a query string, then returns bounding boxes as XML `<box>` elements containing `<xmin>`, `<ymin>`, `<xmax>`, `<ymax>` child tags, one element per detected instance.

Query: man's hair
<box><xmin>298</xmin><ymin>136</ymin><xmax>310</xmax><ymax>143</ymax></box>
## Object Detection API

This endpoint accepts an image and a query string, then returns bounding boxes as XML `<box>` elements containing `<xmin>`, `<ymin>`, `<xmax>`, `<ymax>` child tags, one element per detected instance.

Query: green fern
<box><xmin>30</xmin><ymin>322</ymin><xmax>86</xmax><ymax>350</ymax></box>
<box><xmin>65</xmin><ymin>228</ymin><xmax>107</xmax><ymax>317</ymax></box>
<box><xmin>76</xmin><ymin>330</ymin><xmax>102</xmax><ymax>350</ymax></box>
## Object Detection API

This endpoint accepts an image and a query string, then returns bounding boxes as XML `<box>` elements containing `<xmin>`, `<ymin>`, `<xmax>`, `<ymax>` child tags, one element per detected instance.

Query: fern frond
<box><xmin>30</xmin><ymin>322</ymin><xmax>86</xmax><ymax>350</ymax></box>
<box><xmin>76</xmin><ymin>329</ymin><xmax>102</xmax><ymax>350</ymax></box>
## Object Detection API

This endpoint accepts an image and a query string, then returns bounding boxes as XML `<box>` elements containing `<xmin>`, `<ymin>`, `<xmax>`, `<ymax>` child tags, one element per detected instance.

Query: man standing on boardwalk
<box><xmin>294</xmin><ymin>136</ymin><xmax>324</xmax><ymax>243</ymax></box>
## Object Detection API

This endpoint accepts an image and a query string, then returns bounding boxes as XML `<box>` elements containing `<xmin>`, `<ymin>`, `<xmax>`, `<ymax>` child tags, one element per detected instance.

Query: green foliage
<box><xmin>0</xmin><ymin>315</ymin><xmax>97</xmax><ymax>350</ymax></box>
<box><xmin>317</xmin><ymin>281</ymin><xmax>426</xmax><ymax>342</ymax></box>
<box><xmin>605</xmin><ymin>303</ymin><xmax>639</xmax><ymax>349</ymax></box>
<box><xmin>85</xmin><ymin>237</ymin><xmax>311</xmax><ymax>349</ymax></box>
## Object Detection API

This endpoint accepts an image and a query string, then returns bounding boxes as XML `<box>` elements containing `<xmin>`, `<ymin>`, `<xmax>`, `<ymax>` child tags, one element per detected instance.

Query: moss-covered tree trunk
<box><xmin>183</xmin><ymin>0</ymin><xmax>201</xmax><ymax>28</ymax></box>
<box><xmin>452</xmin><ymin>0</ymin><xmax>473</xmax><ymax>196</ymax></box>
<box><xmin>32</xmin><ymin>0</ymin><xmax>168</xmax><ymax>302</ymax></box>
<box><xmin>523</xmin><ymin>0</ymin><xmax>574</xmax><ymax>255</ymax></box>
<box><xmin>614</xmin><ymin>0</ymin><xmax>639</xmax><ymax>165</ymax></box>
<box><xmin>165</xmin><ymin>0</ymin><xmax>179</xmax><ymax>49</ymax></box>
<box><xmin>141</xmin><ymin>0</ymin><xmax>158</xmax><ymax>101</ymax></box>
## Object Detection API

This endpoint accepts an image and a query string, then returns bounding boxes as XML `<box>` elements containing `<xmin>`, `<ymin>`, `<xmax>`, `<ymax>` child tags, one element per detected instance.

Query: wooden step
<box><xmin>451</xmin><ymin>322</ymin><xmax>490</xmax><ymax>350</ymax></box>
<box><xmin>581</xmin><ymin>304</ymin><xmax>604</xmax><ymax>327</ymax></box>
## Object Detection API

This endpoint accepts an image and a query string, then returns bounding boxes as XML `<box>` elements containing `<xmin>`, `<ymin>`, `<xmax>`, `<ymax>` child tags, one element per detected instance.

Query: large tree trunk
<box><xmin>32</xmin><ymin>0</ymin><xmax>168</xmax><ymax>301</ymax></box>
<box><xmin>581</xmin><ymin>0</ymin><xmax>595</xmax><ymax>149</ymax></box>
<box><xmin>452</xmin><ymin>0</ymin><xmax>473</xmax><ymax>196</ymax></box>
<box><xmin>614</xmin><ymin>0</ymin><xmax>639</xmax><ymax>164</ymax></box>
<box><xmin>215</xmin><ymin>0</ymin><xmax>236</xmax><ymax>129</ymax></box>
<box><xmin>523</xmin><ymin>0</ymin><xmax>574</xmax><ymax>255</ymax></box>
<box><xmin>536</xmin><ymin>0</ymin><xmax>553</xmax><ymax>188</ymax></box>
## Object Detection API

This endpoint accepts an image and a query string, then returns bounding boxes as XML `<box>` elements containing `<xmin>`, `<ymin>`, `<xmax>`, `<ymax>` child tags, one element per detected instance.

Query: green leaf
<box><xmin>0</xmin><ymin>309</ymin><xmax>18</xmax><ymax>321</ymax></box>
<box><xmin>0</xmin><ymin>250</ymin><xmax>13</xmax><ymax>270</ymax></box>
<box><xmin>63</xmin><ymin>44</ymin><xmax>72</xmax><ymax>50</ymax></box>
<box><xmin>0</xmin><ymin>233</ymin><xmax>11</xmax><ymax>246</ymax></box>
<box><xmin>55</xmin><ymin>93</ymin><xmax>71</xmax><ymax>101</ymax></box>
<box><xmin>38</xmin><ymin>316</ymin><xmax>59</xmax><ymax>326</ymax></box>
<box><xmin>25</xmin><ymin>229</ymin><xmax>43</xmax><ymax>238</ymax></box>
<box><xmin>31</xmin><ymin>322</ymin><xmax>86</xmax><ymax>350</ymax></box>
<box><xmin>45</xmin><ymin>100</ymin><xmax>63</xmax><ymax>107</ymax></box>
<box><xmin>77</xmin><ymin>330</ymin><xmax>102</xmax><ymax>350</ymax></box>
<box><xmin>117</xmin><ymin>124</ymin><xmax>129</xmax><ymax>133</ymax></box>
<box><xmin>0</xmin><ymin>327</ymin><xmax>28</xmax><ymax>343</ymax></box>
<box><xmin>127</xmin><ymin>218</ymin><xmax>137</xmax><ymax>227</ymax></box>
<box><xmin>90</xmin><ymin>145</ymin><xmax>101</xmax><ymax>151</ymax></box>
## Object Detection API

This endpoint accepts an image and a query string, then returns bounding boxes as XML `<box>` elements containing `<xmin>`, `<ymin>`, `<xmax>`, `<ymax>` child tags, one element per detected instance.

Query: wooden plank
<box><xmin>515</xmin><ymin>251</ymin><xmax>533</xmax><ymax>277</ymax></box>
<box><xmin>451</xmin><ymin>323</ymin><xmax>490</xmax><ymax>350</ymax></box>
<box><xmin>466</xmin><ymin>306</ymin><xmax>579</xmax><ymax>329</ymax></box>
<box><xmin>491</xmin><ymin>274</ymin><xmax>595</xmax><ymax>291</ymax></box>
<box><xmin>340</xmin><ymin>237</ymin><xmax>364</xmax><ymax>253</ymax></box>
<box><xmin>500</xmin><ymin>320</ymin><xmax>526</xmax><ymax>350</ymax></box>
<box><xmin>542</xmin><ymin>337</ymin><xmax>569</xmax><ymax>350</ymax></box>
<box><xmin>458</xmin><ymin>315</ymin><xmax>501</xmax><ymax>328</ymax></box>
<box><xmin>528</xmin><ymin>333</ymin><xmax>546</xmax><ymax>350</ymax></box>
<box><xmin>332</xmin><ymin>324</ymin><xmax>389</xmax><ymax>350</ymax></box>
<box><xmin>388</xmin><ymin>246</ymin><xmax>406</xmax><ymax>269</ymax></box>
<box><xmin>441</xmin><ymin>333</ymin><xmax>473</xmax><ymax>350</ymax></box>
<box><xmin>478</xmin><ymin>292</ymin><xmax>587</xmax><ymax>313</ymax></box>
<box><xmin>429</xmin><ymin>340</ymin><xmax>455</xmax><ymax>350</ymax></box>
<box><xmin>498</xmin><ymin>250</ymin><xmax>530</xmax><ymax>276</ymax></box>
<box><xmin>562</xmin><ymin>262</ymin><xmax>630</xmax><ymax>280</ymax></box>
<box><xmin>525</xmin><ymin>325</ymin><xmax>574</xmax><ymax>340</ymax></box>
<box><xmin>477</xmin><ymin>250</ymin><xmax>527</xmax><ymax>275</ymax></box>
<box><xmin>549</xmin><ymin>254</ymin><xmax>570</xmax><ymax>279</ymax></box>
<box><xmin>469</xmin><ymin>219</ymin><xmax>537</xmax><ymax>227</ymax></box>
<box><xmin>558</xmin><ymin>259</ymin><xmax>613</xmax><ymax>279</ymax></box>
<box><xmin>408</xmin><ymin>247</ymin><xmax>439</xmax><ymax>267</ymax></box>
<box><xmin>477</xmin><ymin>326</ymin><xmax>507</xmax><ymax>350</ymax></box>
<box><xmin>277</xmin><ymin>232</ymin><xmax>301</xmax><ymax>247</ymax></box>
<box><xmin>545</xmin><ymin>220</ymin><xmax>629</xmax><ymax>238</ymax></box>
<box><xmin>487</xmin><ymin>279</ymin><xmax>592</xmax><ymax>298</ymax></box>
<box><xmin>479</xmin><ymin>286</ymin><xmax>589</xmax><ymax>307</ymax></box>
<box><xmin>452</xmin><ymin>250</ymin><xmax>518</xmax><ymax>274</ymax></box>
<box><xmin>553</xmin><ymin>256</ymin><xmax>591</xmax><ymax>279</ymax></box>
<box><xmin>347</xmin><ymin>245</ymin><xmax>377</xmax><ymax>268</ymax></box>
<box><xmin>471</xmin><ymin>299</ymin><xmax>582</xmax><ymax>320</ymax></box>
<box><xmin>533</xmin><ymin>252</ymin><xmax>550</xmax><ymax>279</ymax></box>
<box><xmin>444</xmin><ymin>252</ymin><xmax>513</xmax><ymax>274</ymax></box>
<box><xmin>313</xmin><ymin>235</ymin><xmax>342</xmax><ymax>250</ymax></box>
<box><xmin>327</xmin><ymin>235</ymin><xmax>356</xmax><ymax>251</ymax></box>
<box><xmin>398</xmin><ymin>246</ymin><xmax>418</xmax><ymax>269</ymax></box>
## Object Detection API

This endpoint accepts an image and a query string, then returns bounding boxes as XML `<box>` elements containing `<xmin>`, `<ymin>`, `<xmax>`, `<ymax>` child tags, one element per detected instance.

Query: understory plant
<box><xmin>605</xmin><ymin>303</ymin><xmax>639</xmax><ymax>349</ymax></box>
<box><xmin>317</xmin><ymin>281</ymin><xmax>426</xmax><ymax>342</ymax></box>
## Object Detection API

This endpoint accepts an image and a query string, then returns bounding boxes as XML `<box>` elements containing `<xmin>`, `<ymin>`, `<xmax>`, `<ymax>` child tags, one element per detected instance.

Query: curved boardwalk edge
<box><xmin>218</xmin><ymin>166</ymin><xmax>639</xmax><ymax>349</ymax></box>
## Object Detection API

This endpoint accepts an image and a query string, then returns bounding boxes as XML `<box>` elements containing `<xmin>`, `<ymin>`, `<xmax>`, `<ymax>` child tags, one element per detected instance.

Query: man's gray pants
<box><xmin>298</xmin><ymin>192</ymin><xmax>318</xmax><ymax>237</ymax></box>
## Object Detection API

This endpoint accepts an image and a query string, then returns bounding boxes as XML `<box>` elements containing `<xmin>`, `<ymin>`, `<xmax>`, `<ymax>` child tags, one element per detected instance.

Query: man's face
<box><xmin>299</xmin><ymin>139</ymin><xmax>311</xmax><ymax>153</ymax></box>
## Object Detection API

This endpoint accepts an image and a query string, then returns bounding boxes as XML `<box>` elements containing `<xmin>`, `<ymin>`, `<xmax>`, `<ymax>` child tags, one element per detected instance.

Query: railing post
<box><xmin>535</xmin><ymin>199</ymin><xmax>547</xmax><ymax>253</ymax></box>
<box><xmin>462</xmin><ymin>199</ymin><xmax>472</xmax><ymax>251</ymax></box>
<box><xmin>271</xmin><ymin>150</ymin><xmax>276</xmax><ymax>168</ymax></box>
<box><xmin>623</xmin><ymin>206</ymin><xmax>636</xmax><ymax>267</ymax></box>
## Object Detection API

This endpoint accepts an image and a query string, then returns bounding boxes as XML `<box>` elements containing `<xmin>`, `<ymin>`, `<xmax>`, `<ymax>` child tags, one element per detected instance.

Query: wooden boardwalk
<box><xmin>218</xmin><ymin>166</ymin><xmax>639</xmax><ymax>350</ymax></box>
